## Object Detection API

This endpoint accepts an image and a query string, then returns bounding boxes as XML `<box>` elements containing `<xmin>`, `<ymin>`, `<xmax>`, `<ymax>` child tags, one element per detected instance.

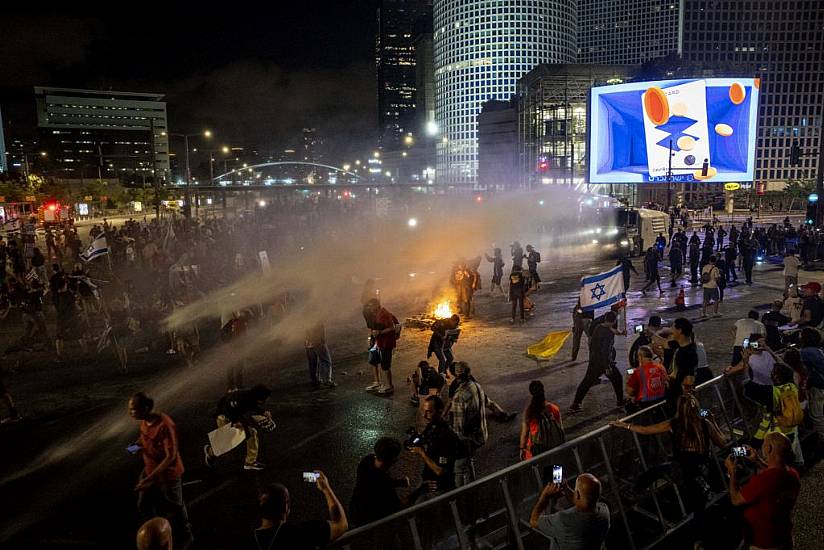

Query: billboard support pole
<box><xmin>666</xmin><ymin>139</ymin><xmax>673</xmax><ymax>211</ymax></box>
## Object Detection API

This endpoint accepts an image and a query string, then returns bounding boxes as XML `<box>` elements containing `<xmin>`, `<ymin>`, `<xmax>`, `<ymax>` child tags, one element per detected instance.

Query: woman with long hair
<box><xmin>519</xmin><ymin>380</ymin><xmax>563</xmax><ymax>461</ymax></box>
<box><xmin>612</xmin><ymin>393</ymin><xmax>727</xmax><ymax>540</ymax></box>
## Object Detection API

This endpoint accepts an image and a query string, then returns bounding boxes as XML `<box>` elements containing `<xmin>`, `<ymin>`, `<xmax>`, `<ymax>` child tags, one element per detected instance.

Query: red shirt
<box><xmin>374</xmin><ymin>307</ymin><xmax>397</xmax><ymax>351</ymax></box>
<box><xmin>138</xmin><ymin>413</ymin><xmax>184</xmax><ymax>482</ymax></box>
<box><xmin>740</xmin><ymin>466</ymin><xmax>800</xmax><ymax>548</ymax></box>
<box><xmin>524</xmin><ymin>403</ymin><xmax>561</xmax><ymax>460</ymax></box>
<box><xmin>627</xmin><ymin>362</ymin><xmax>668</xmax><ymax>403</ymax></box>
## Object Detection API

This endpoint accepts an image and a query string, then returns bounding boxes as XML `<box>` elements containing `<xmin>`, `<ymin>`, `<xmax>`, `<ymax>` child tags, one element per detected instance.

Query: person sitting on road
<box><xmin>725</xmin><ymin>433</ymin><xmax>800</xmax><ymax>550</ymax></box>
<box><xmin>529</xmin><ymin>473</ymin><xmax>610</xmax><ymax>550</ymax></box>
<box><xmin>408</xmin><ymin>360</ymin><xmax>445</xmax><ymax>407</ymax></box>
<box><xmin>250</xmin><ymin>475</ymin><xmax>348</xmax><ymax>550</ymax></box>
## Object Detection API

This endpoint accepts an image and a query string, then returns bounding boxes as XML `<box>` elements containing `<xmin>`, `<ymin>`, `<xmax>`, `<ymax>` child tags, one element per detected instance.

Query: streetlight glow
<box><xmin>408</xmin><ymin>218</ymin><xmax>418</xmax><ymax>227</ymax></box>
<box><xmin>426</xmin><ymin>121</ymin><xmax>439</xmax><ymax>136</ymax></box>
<box><xmin>203</xmin><ymin>130</ymin><xmax>213</xmax><ymax>138</ymax></box>
<box><xmin>222</xmin><ymin>146</ymin><xmax>230</xmax><ymax>154</ymax></box>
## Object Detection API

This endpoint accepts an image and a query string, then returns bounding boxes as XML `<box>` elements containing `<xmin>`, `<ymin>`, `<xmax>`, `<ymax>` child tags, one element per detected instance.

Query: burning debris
<box><xmin>405</xmin><ymin>299</ymin><xmax>455</xmax><ymax>329</ymax></box>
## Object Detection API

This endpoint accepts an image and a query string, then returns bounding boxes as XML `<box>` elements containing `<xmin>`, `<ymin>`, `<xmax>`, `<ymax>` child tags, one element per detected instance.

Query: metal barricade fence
<box><xmin>330</xmin><ymin>374</ymin><xmax>753</xmax><ymax>550</ymax></box>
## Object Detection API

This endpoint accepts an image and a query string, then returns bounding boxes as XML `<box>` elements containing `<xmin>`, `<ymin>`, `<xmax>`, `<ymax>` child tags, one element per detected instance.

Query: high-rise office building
<box><xmin>681</xmin><ymin>0</ymin><xmax>824</xmax><ymax>192</ymax></box>
<box><xmin>577</xmin><ymin>0</ymin><xmax>681</xmax><ymax>64</ymax></box>
<box><xmin>34</xmin><ymin>86</ymin><xmax>169</xmax><ymax>183</ymax></box>
<box><xmin>434</xmin><ymin>0</ymin><xmax>577</xmax><ymax>185</ymax></box>
<box><xmin>0</xmin><ymin>107</ymin><xmax>7</xmax><ymax>174</ymax></box>
<box><xmin>377</xmin><ymin>0</ymin><xmax>429</xmax><ymax>151</ymax></box>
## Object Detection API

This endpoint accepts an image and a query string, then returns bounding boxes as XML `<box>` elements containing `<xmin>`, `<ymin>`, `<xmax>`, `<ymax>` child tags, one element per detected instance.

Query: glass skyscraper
<box><xmin>433</xmin><ymin>0</ymin><xmax>576</xmax><ymax>185</ymax></box>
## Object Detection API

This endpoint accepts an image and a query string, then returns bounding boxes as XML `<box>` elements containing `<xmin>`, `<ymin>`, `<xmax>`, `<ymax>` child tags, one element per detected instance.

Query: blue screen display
<box><xmin>589</xmin><ymin>78</ymin><xmax>760</xmax><ymax>184</ymax></box>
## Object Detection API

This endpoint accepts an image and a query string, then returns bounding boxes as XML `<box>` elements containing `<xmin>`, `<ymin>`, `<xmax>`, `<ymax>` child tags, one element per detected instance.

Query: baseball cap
<box><xmin>801</xmin><ymin>282</ymin><xmax>822</xmax><ymax>293</ymax></box>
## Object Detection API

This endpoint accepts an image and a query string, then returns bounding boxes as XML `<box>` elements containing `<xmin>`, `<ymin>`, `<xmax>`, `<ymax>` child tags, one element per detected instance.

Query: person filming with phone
<box><xmin>625</xmin><ymin>346</ymin><xmax>668</xmax><ymax>413</ymax></box>
<box><xmin>724</xmin><ymin>433</ymin><xmax>800</xmax><ymax>550</ymax></box>
<box><xmin>407</xmin><ymin>395</ymin><xmax>460</xmax><ymax>502</ymax></box>
<box><xmin>250</xmin><ymin>474</ymin><xmax>348</xmax><ymax>550</ymax></box>
<box><xmin>529</xmin><ymin>472</ymin><xmax>610</xmax><ymax>550</ymax></box>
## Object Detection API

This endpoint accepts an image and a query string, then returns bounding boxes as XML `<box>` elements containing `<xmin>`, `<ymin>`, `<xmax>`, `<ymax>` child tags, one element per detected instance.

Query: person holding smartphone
<box><xmin>528</xmin><ymin>473</ymin><xmax>610</xmax><ymax>550</ymax></box>
<box><xmin>250</xmin><ymin>473</ymin><xmax>348</xmax><ymax>550</ymax></box>
<box><xmin>724</xmin><ymin>433</ymin><xmax>800</xmax><ymax>550</ymax></box>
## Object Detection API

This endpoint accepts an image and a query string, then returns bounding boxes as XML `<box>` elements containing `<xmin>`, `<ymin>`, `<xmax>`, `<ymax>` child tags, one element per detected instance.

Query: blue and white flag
<box><xmin>580</xmin><ymin>265</ymin><xmax>625</xmax><ymax>312</ymax></box>
<box><xmin>79</xmin><ymin>234</ymin><xmax>109</xmax><ymax>262</ymax></box>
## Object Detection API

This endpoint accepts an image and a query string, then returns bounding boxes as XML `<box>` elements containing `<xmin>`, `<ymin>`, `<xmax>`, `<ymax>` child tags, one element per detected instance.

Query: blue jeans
<box><xmin>432</xmin><ymin>346</ymin><xmax>454</xmax><ymax>374</ymax></box>
<box><xmin>307</xmin><ymin>345</ymin><xmax>333</xmax><ymax>383</ymax></box>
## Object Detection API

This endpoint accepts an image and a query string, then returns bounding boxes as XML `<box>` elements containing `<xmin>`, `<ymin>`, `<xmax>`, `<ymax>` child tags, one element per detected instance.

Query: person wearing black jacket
<box><xmin>484</xmin><ymin>248</ymin><xmax>505</xmax><ymax>296</ymax></box>
<box><xmin>204</xmin><ymin>384</ymin><xmax>273</xmax><ymax>471</ymax></box>
<box><xmin>525</xmin><ymin>245</ymin><xmax>542</xmax><ymax>290</ymax></box>
<box><xmin>689</xmin><ymin>241</ymin><xmax>701</xmax><ymax>285</ymax></box>
<box><xmin>509</xmin><ymin>267</ymin><xmax>527</xmax><ymax>324</ymax></box>
<box><xmin>569</xmin><ymin>312</ymin><xmax>624</xmax><ymax>413</ymax></box>
<box><xmin>349</xmin><ymin>437</ymin><xmax>406</xmax><ymax>526</ymax></box>
<box><xmin>615</xmin><ymin>256</ymin><xmax>639</xmax><ymax>292</ymax></box>
<box><xmin>409</xmin><ymin>396</ymin><xmax>460</xmax><ymax>502</ymax></box>
<box><xmin>628</xmin><ymin>316</ymin><xmax>662</xmax><ymax>370</ymax></box>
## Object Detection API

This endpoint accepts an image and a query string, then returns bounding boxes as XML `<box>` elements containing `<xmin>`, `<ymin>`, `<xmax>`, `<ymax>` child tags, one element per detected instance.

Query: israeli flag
<box><xmin>580</xmin><ymin>265</ymin><xmax>625</xmax><ymax>312</ymax></box>
<box><xmin>79</xmin><ymin>234</ymin><xmax>109</xmax><ymax>262</ymax></box>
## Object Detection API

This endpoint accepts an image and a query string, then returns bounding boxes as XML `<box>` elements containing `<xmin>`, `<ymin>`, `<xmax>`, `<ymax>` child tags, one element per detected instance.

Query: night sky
<box><xmin>0</xmin><ymin>3</ymin><xmax>380</xmax><ymax>160</ymax></box>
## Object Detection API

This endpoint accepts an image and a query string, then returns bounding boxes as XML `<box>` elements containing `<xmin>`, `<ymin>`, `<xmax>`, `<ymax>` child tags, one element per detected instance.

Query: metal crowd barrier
<box><xmin>330</xmin><ymin>374</ymin><xmax>753</xmax><ymax>550</ymax></box>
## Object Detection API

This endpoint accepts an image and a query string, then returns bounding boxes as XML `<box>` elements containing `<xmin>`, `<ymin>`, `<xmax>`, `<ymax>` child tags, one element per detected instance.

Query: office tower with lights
<box><xmin>377</xmin><ymin>0</ymin><xmax>429</xmax><ymax>151</ymax></box>
<box><xmin>433</xmin><ymin>0</ymin><xmax>576</xmax><ymax>185</ymax></box>
<box><xmin>34</xmin><ymin>86</ymin><xmax>168</xmax><ymax>183</ymax></box>
<box><xmin>0</xmin><ymin>107</ymin><xmax>7</xmax><ymax>174</ymax></box>
<box><xmin>681</xmin><ymin>0</ymin><xmax>824</xmax><ymax>193</ymax></box>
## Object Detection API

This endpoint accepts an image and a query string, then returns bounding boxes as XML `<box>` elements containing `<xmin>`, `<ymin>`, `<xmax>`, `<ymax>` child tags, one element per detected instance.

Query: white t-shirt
<box><xmin>783</xmin><ymin>255</ymin><xmax>800</xmax><ymax>277</ymax></box>
<box><xmin>734</xmin><ymin>318</ymin><xmax>766</xmax><ymax>347</ymax></box>
<box><xmin>701</xmin><ymin>264</ymin><xmax>721</xmax><ymax>289</ymax></box>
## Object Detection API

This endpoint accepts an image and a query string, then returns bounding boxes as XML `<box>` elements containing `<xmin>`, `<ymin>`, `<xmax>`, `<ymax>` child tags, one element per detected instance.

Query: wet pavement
<box><xmin>2</xmin><ymin>241</ymin><xmax>822</xmax><ymax>549</ymax></box>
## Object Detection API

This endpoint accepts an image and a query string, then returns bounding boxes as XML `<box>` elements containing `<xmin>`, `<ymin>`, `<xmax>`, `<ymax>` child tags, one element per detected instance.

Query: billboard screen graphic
<box><xmin>589</xmin><ymin>78</ymin><xmax>759</xmax><ymax>184</ymax></box>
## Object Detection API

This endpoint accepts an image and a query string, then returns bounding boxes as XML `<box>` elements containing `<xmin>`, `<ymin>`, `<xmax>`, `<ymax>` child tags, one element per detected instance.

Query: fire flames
<box><xmin>433</xmin><ymin>300</ymin><xmax>453</xmax><ymax>319</ymax></box>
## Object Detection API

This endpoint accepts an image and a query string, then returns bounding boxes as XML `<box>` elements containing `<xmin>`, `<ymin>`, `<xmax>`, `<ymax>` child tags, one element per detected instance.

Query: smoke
<box><xmin>1</xmin><ymin>186</ymin><xmax>597</xmax><ymax>540</ymax></box>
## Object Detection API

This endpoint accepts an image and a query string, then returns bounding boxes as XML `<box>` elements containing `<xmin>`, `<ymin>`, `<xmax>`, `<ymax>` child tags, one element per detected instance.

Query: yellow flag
<box><xmin>527</xmin><ymin>330</ymin><xmax>572</xmax><ymax>360</ymax></box>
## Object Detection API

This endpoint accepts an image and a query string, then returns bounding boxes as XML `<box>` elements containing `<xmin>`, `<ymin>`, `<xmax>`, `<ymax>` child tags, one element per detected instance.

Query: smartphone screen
<box><xmin>750</xmin><ymin>341</ymin><xmax>759</xmax><ymax>350</ymax></box>
<box><xmin>732</xmin><ymin>446</ymin><xmax>747</xmax><ymax>458</ymax></box>
<box><xmin>303</xmin><ymin>471</ymin><xmax>320</xmax><ymax>483</ymax></box>
<box><xmin>634</xmin><ymin>324</ymin><xmax>644</xmax><ymax>334</ymax></box>
<box><xmin>699</xmin><ymin>409</ymin><xmax>709</xmax><ymax>418</ymax></box>
<box><xmin>742</xmin><ymin>338</ymin><xmax>750</xmax><ymax>349</ymax></box>
<box><xmin>552</xmin><ymin>465</ymin><xmax>563</xmax><ymax>484</ymax></box>
<box><xmin>126</xmin><ymin>444</ymin><xmax>140</xmax><ymax>454</ymax></box>
<box><xmin>626</xmin><ymin>368</ymin><xmax>635</xmax><ymax>375</ymax></box>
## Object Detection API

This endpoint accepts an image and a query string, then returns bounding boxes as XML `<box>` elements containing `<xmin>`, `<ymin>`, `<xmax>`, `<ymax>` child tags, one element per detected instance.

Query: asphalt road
<box><xmin>0</xmin><ymin>237</ymin><xmax>820</xmax><ymax>549</ymax></box>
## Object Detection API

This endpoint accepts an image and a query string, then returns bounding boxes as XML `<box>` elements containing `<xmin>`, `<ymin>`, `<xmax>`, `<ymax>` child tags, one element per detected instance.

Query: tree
<box><xmin>784</xmin><ymin>179</ymin><xmax>816</xmax><ymax>211</ymax></box>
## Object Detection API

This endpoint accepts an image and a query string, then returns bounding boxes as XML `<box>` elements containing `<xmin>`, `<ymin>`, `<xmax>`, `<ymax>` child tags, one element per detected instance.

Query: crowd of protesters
<box><xmin>3</xmin><ymin>200</ymin><xmax>823</xmax><ymax>550</ymax></box>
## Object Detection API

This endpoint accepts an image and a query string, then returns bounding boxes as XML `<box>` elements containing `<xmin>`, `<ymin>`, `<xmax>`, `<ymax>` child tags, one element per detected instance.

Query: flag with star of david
<box><xmin>580</xmin><ymin>265</ymin><xmax>625</xmax><ymax>312</ymax></box>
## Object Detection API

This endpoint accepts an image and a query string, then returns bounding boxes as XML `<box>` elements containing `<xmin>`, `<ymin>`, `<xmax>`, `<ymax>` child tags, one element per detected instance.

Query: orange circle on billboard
<box><xmin>644</xmin><ymin>87</ymin><xmax>670</xmax><ymax>126</ymax></box>
<box><xmin>729</xmin><ymin>82</ymin><xmax>746</xmax><ymax>104</ymax></box>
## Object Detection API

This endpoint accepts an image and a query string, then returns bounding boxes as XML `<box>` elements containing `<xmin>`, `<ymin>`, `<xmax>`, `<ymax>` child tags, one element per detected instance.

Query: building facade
<box><xmin>377</xmin><ymin>0</ymin><xmax>429</xmax><ymax>151</ymax></box>
<box><xmin>518</xmin><ymin>64</ymin><xmax>636</xmax><ymax>190</ymax></box>
<box><xmin>34</xmin><ymin>87</ymin><xmax>169</xmax><ymax>184</ymax></box>
<box><xmin>478</xmin><ymin>99</ymin><xmax>518</xmax><ymax>189</ymax></box>
<box><xmin>681</xmin><ymin>0</ymin><xmax>824</xmax><ymax>193</ymax></box>
<box><xmin>433</xmin><ymin>0</ymin><xmax>577</xmax><ymax>185</ymax></box>
<box><xmin>577</xmin><ymin>0</ymin><xmax>682</xmax><ymax>64</ymax></box>
<box><xmin>0</xmin><ymin>107</ymin><xmax>7</xmax><ymax>174</ymax></box>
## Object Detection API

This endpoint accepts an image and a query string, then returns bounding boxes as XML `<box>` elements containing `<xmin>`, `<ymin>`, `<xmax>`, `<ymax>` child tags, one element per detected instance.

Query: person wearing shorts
<box><xmin>364</xmin><ymin>299</ymin><xmax>398</xmax><ymax>396</ymax></box>
<box><xmin>701</xmin><ymin>257</ymin><xmax>721</xmax><ymax>318</ymax></box>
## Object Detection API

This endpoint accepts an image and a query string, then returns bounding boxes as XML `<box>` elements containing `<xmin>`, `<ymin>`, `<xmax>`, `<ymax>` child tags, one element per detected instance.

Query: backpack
<box><xmin>531</xmin><ymin>408</ymin><xmax>565</xmax><ymax>455</ymax></box>
<box><xmin>773</xmin><ymin>383</ymin><xmax>804</xmax><ymax>428</ymax></box>
<box><xmin>700</xmin><ymin>267</ymin><xmax>716</xmax><ymax>284</ymax></box>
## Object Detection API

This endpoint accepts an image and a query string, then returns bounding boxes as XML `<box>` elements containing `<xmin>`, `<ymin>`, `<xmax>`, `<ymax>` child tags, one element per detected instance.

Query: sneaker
<box><xmin>365</xmin><ymin>381</ymin><xmax>381</xmax><ymax>392</ymax></box>
<box><xmin>567</xmin><ymin>404</ymin><xmax>583</xmax><ymax>414</ymax></box>
<box><xmin>377</xmin><ymin>385</ymin><xmax>395</xmax><ymax>395</ymax></box>
<box><xmin>203</xmin><ymin>444</ymin><xmax>215</xmax><ymax>467</ymax></box>
<box><xmin>243</xmin><ymin>462</ymin><xmax>266</xmax><ymax>471</ymax></box>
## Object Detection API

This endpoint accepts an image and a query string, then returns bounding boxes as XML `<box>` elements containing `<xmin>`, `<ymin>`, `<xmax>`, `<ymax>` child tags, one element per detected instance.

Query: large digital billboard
<box><xmin>589</xmin><ymin>78</ymin><xmax>759</xmax><ymax>184</ymax></box>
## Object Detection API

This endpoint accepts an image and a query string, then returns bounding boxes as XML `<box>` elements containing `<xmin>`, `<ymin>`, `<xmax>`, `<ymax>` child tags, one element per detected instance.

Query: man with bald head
<box><xmin>529</xmin><ymin>472</ymin><xmax>610</xmax><ymax>550</ymax></box>
<box><xmin>725</xmin><ymin>432</ymin><xmax>800</xmax><ymax>550</ymax></box>
<box><xmin>136</xmin><ymin>517</ymin><xmax>172</xmax><ymax>550</ymax></box>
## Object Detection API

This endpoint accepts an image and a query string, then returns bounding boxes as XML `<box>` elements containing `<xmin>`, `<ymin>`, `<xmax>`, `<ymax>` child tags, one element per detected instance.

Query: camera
<box><xmin>732</xmin><ymin>446</ymin><xmax>748</xmax><ymax>458</ymax></box>
<box><xmin>404</xmin><ymin>427</ymin><xmax>426</xmax><ymax>450</ymax></box>
<box><xmin>750</xmin><ymin>341</ymin><xmax>760</xmax><ymax>350</ymax></box>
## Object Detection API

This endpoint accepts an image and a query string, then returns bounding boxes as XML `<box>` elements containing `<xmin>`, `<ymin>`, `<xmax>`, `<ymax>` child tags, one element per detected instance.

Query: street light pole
<box><xmin>184</xmin><ymin>134</ymin><xmax>192</xmax><ymax>219</ymax></box>
<box><xmin>667</xmin><ymin>139</ymin><xmax>673</xmax><ymax>210</ymax></box>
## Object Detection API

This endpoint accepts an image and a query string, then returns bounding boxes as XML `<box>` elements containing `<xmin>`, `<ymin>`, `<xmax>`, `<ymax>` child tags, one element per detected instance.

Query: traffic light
<box><xmin>790</xmin><ymin>141</ymin><xmax>802</xmax><ymax>166</ymax></box>
<box><xmin>806</xmin><ymin>199</ymin><xmax>817</xmax><ymax>225</ymax></box>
